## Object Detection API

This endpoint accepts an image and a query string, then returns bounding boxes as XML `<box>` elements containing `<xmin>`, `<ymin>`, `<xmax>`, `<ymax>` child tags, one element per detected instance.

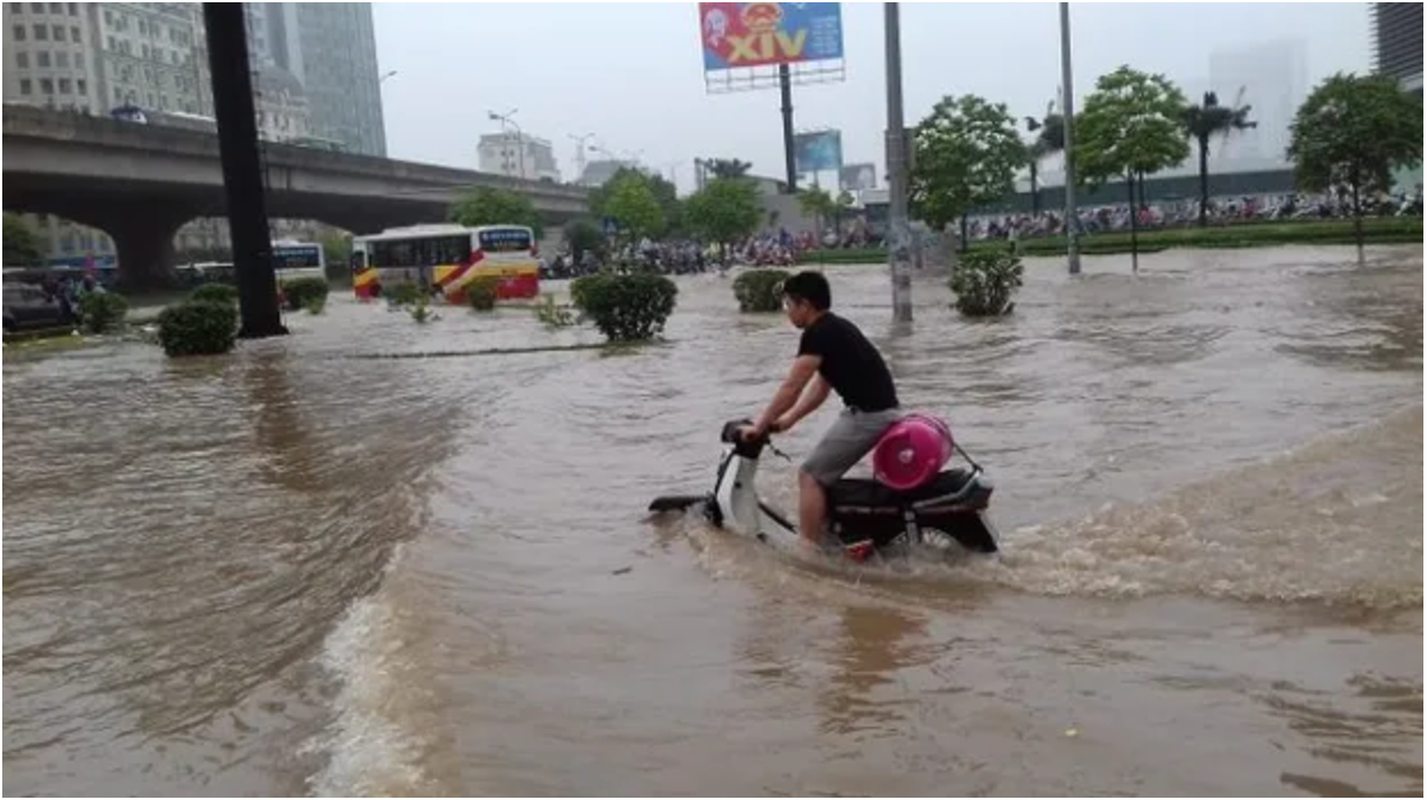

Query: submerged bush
<box><xmin>79</xmin><ymin>291</ymin><xmax>129</xmax><ymax>334</ymax></box>
<box><xmin>304</xmin><ymin>295</ymin><xmax>326</xmax><ymax>315</ymax></box>
<box><xmin>409</xmin><ymin>297</ymin><xmax>434</xmax><ymax>324</ymax></box>
<box><xmin>949</xmin><ymin>250</ymin><xmax>1022</xmax><ymax>317</ymax></box>
<box><xmin>191</xmin><ymin>283</ymin><xmax>239</xmax><ymax>305</ymax></box>
<box><xmin>570</xmin><ymin>272</ymin><xmax>677</xmax><ymax>342</ymax></box>
<box><xmin>156</xmin><ymin>300</ymin><xmax>238</xmax><ymax>357</ymax></box>
<box><xmin>732</xmin><ymin>268</ymin><xmax>790</xmax><ymax>312</ymax></box>
<box><xmin>386</xmin><ymin>281</ymin><xmax>424</xmax><ymax>307</ymax></box>
<box><xmin>534</xmin><ymin>294</ymin><xmax>575</xmax><ymax>328</ymax></box>
<box><xmin>279</xmin><ymin>277</ymin><xmax>329</xmax><ymax>311</ymax></box>
<box><xmin>465</xmin><ymin>276</ymin><xmax>501</xmax><ymax>311</ymax></box>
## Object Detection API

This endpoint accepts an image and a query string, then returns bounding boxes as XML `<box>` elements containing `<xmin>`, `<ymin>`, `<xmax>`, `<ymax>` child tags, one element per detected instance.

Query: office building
<box><xmin>1207</xmin><ymin>39</ymin><xmax>1309</xmax><ymax>171</ymax></box>
<box><xmin>478</xmin><ymin>132</ymin><xmax>561</xmax><ymax>182</ymax></box>
<box><xmin>2</xmin><ymin>2</ymin><xmax>387</xmax><ymax>264</ymax></box>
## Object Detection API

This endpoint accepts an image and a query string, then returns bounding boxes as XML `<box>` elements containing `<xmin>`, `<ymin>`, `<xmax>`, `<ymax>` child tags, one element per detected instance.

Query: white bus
<box><xmin>271</xmin><ymin>241</ymin><xmax>326</xmax><ymax>280</ymax></box>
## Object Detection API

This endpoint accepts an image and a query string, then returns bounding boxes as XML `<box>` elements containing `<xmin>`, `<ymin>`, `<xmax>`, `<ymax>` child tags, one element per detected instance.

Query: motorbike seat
<box><xmin>828</xmin><ymin>469</ymin><xmax>978</xmax><ymax>509</ymax></box>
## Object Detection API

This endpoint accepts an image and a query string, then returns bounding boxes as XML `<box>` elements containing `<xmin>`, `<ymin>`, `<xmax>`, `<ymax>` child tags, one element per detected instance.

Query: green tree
<box><xmin>449</xmin><ymin>187</ymin><xmax>545</xmax><ymax>238</ymax></box>
<box><xmin>1075</xmin><ymin>65</ymin><xmax>1190</xmax><ymax>271</ymax></box>
<box><xmin>319</xmin><ymin>232</ymin><xmax>352</xmax><ymax>281</ymax></box>
<box><xmin>797</xmin><ymin>187</ymin><xmax>839</xmax><ymax>234</ymax></box>
<box><xmin>1287</xmin><ymin>72</ymin><xmax>1423</xmax><ymax>258</ymax></box>
<box><xmin>703</xmin><ymin>158</ymin><xmax>753</xmax><ymax>180</ymax></box>
<box><xmin>601</xmin><ymin>170</ymin><xmax>665</xmax><ymax>241</ymax></box>
<box><xmin>4</xmin><ymin>213</ymin><xmax>47</xmax><ymax>266</ymax></box>
<box><xmin>684</xmin><ymin>178</ymin><xmax>762</xmax><ymax>259</ymax></box>
<box><xmin>590</xmin><ymin>167</ymin><xmax>684</xmax><ymax>239</ymax></box>
<box><xmin>911</xmin><ymin>94</ymin><xmax>1026</xmax><ymax>249</ymax></box>
<box><xmin>1024</xmin><ymin>100</ymin><xmax>1064</xmax><ymax>215</ymax></box>
<box><xmin>1181</xmin><ymin>90</ymin><xmax>1256</xmax><ymax>227</ymax></box>
<box><xmin>562</xmin><ymin>218</ymin><xmax>606</xmax><ymax>264</ymax></box>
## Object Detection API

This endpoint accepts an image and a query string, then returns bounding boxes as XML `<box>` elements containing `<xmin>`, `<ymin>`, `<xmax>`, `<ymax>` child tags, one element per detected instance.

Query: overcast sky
<box><xmin>373</xmin><ymin>2</ymin><xmax>1372</xmax><ymax>192</ymax></box>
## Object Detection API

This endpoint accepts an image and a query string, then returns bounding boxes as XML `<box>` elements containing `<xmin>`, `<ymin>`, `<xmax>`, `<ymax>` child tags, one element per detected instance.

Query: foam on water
<box><xmin>303</xmin><ymin>544</ymin><xmax>454</xmax><ymax>797</ymax></box>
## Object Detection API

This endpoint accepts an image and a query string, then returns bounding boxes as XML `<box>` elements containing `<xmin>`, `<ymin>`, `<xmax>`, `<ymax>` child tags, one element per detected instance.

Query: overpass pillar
<box><xmin>109</xmin><ymin>205</ymin><xmax>191</xmax><ymax>292</ymax></box>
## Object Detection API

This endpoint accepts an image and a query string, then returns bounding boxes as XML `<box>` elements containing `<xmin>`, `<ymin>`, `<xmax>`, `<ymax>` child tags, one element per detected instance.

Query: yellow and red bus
<box><xmin>350</xmin><ymin>224</ymin><xmax>540</xmax><ymax>303</ymax></box>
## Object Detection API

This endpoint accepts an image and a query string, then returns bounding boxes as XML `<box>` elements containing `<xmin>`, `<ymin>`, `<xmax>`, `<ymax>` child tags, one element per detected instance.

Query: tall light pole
<box><xmin>1059</xmin><ymin>2</ymin><xmax>1081</xmax><ymax>275</ymax></box>
<box><xmin>569</xmin><ymin>132</ymin><xmax>596</xmax><ymax>183</ymax></box>
<box><xmin>884</xmin><ymin>3</ymin><xmax>913</xmax><ymax>323</ymax></box>
<box><xmin>488</xmin><ymin>108</ymin><xmax>524</xmax><ymax>179</ymax></box>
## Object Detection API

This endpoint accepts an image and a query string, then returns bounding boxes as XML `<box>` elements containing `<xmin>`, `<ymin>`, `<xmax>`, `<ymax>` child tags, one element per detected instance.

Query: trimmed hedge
<box><xmin>79</xmin><ymin>291</ymin><xmax>129</xmax><ymax>334</ymax></box>
<box><xmin>732</xmin><ymin>268</ymin><xmax>790</xmax><ymax>312</ymax></box>
<box><xmin>466</xmin><ymin>276</ymin><xmax>500</xmax><ymax>311</ymax></box>
<box><xmin>191</xmin><ymin>283</ymin><xmax>239</xmax><ymax>305</ymax></box>
<box><xmin>156</xmin><ymin>300</ymin><xmax>238</xmax><ymax>357</ymax></box>
<box><xmin>280</xmin><ymin>277</ymin><xmax>329</xmax><ymax>311</ymax></box>
<box><xmin>570</xmin><ymin>272</ymin><xmax>678</xmax><ymax>342</ymax></box>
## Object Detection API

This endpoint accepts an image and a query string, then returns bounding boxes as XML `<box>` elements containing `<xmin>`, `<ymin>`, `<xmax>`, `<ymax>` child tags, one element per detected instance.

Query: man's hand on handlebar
<box><xmin>739</xmin><ymin>417</ymin><xmax>791</xmax><ymax>442</ymax></box>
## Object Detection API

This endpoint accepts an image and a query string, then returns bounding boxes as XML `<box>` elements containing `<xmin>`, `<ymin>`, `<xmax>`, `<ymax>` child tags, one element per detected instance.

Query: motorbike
<box><xmin>649</xmin><ymin>419</ymin><xmax>1001</xmax><ymax>562</ymax></box>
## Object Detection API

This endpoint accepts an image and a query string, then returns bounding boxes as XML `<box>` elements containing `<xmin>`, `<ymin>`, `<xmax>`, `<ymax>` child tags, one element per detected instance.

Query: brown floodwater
<box><xmin>3</xmin><ymin>245</ymin><xmax>1422</xmax><ymax>796</ymax></box>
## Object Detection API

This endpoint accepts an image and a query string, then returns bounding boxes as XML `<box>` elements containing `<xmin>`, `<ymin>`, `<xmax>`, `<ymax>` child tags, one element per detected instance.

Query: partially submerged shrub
<box><xmin>386</xmin><ymin>281</ymin><xmax>424</xmax><ymax>307</ymax></box>
<box><xmin>304</xmin><ymin>295</ymin><xmax>326</xmax><ymax>315</ymax></box>
<box><xmin>156</xmin><ymin>300</ymin><xmax>238</xmax><ymax>357</ymax></box>
<box><xmin>279</xmin><ymin>276</ymin><xmax>329</xmax><ymax>311</ymax></box>
<box><xmin>466</xmin><ymin>276</ymin><xmax>501</xmax><ymax>311</ymax></box>
<box><xmin>732</xmin><ymin>268</ymin><xmax>790</xmax><ymax>312</ymax></box>
<box><xmin>79</xmin><ymin>291</ymin><xmax>129</xmax><ymax>334</ymax></box>
<box><xmin>409</xmin><ymin>297</ymin><xmax>434</xmax><ymax>324</ymax></box>
<box><xmin>191</xmin><ymin>283</ymin><xmax>239</xmax><ymax>305</ymax></box>
<box><xmin>570</xmin><ymin>272</ymin><xmax>677</xmax><ymax>342</ymax></box>
<box><xmin>949</xmin><ymin>250</ymin><xmax>1022</xmax><ymax>317</ymax></box>
<box><xmin>534</xmin><ymin>294</ymin><xmax>575</xmax><ymax>328</ymax></box>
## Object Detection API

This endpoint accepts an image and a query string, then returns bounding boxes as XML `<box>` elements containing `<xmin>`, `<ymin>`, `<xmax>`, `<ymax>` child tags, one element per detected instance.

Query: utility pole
<box><xmin>884</xmin><ymin>3</ymin><xmax>913</xmax><ymax>322</ymax></box>
<box><xmin>778</xmin><ymin>64</ymin><xmax>797</xmax><ymax>193</ymax></box>
<box><xmin>1059</xmin><ymin>2</ymin><xmax>1081</xmax><ymax>275</ymax></box>
<box><xmin>203</xmin><ymin>3</ymin><xmax>284</xmax><ymax>338</ymax></box>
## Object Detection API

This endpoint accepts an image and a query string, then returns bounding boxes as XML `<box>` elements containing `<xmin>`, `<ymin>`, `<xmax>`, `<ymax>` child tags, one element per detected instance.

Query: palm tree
<box><xmin>1181</xmin><ymin>89</ymin><xmax>1256</xmax><ymax>227</ymax></box>
<box><xmin>704</xmin><ymin>158</ymin><xmax>753</xmax><ymax>180</ymax></box>
<box><xmin>1024</xmin><ymin>101</ymin><xmax>1065</xmax><ymax>215</ymax></box>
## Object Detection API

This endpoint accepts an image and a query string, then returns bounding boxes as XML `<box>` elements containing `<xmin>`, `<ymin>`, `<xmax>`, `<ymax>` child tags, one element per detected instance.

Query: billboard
<box><xmin>793</xmin><ymin>130</ymin><xmax>842</xmax><ymax>174</ymax></box>
<box><xmin>840</xmin><ymin>163</ymin><xmax>876</xmax><ymax>191</ymax></box>
<box><xmin>700</xmin><ymin>3</ymin><xmax>844</xmax><ymax>71</ymax></box>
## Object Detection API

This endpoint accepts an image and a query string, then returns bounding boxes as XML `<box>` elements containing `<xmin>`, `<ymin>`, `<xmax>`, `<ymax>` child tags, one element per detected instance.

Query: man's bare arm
<box><xmin>753</xmin><ymin>355</ymin><xmax>821</xmax><ymax>433</ymax></box>
<box><xmin>775</xmin><ymin>374</ymin><xmax>831</xmax><ymax>431</ymax></box>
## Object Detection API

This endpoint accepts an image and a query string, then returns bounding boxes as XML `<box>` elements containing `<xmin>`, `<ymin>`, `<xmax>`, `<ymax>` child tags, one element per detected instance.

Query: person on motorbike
<box><xmin>739</xmin><ymin>271</ymin><xmax>903</xmax><ymax>547</ymax></box>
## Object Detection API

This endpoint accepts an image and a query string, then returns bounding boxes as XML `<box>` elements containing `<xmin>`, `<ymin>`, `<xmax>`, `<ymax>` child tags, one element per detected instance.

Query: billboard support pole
<box><xmin>203</xmin><ymin>3</ymin><xmax>285</xmax><ymax>339</ymax></box>
<box><xmin>884</xmin><ymin>3</ymin><xmax>913</xmax><ymax>323</ymax></box>
<box><xmin>779</xmin><ymin>64</ymin><xmax>797</xmax><ymax>194</ymax></box>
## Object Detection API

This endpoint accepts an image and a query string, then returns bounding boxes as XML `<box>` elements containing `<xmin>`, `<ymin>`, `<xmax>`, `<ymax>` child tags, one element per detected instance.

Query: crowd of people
<box><xmin>966</xmin><ymin>186</ymin><xmax>1424</xmax><ymax>243</ymax></box>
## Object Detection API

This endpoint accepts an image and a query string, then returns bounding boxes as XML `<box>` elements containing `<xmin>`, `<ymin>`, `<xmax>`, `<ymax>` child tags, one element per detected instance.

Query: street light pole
<box><xmin>569</xmin><ymin>132</ymin><xmax>595</xmax><ymax>183</ymax></box>
<box><xmin>488</xmin><ymin>108</ymin><xmax>524</xmax><ymax>179</ymax></box>
<box><xmin>1059</xmin><ymin>2</ymin><xmax>1081</xmax><ymax>275</ymax></box>
<box><xmin>884</xmin><ymin>2</ymin><xmax>913</xmax><ymax>323</ymax></box>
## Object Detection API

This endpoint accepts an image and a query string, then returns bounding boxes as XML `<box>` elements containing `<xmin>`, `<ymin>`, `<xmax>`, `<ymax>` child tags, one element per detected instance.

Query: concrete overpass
<box><xmin>2</xmin><ymin>105</ymin><xmax>590</xmax><ymax>287</ymax></box>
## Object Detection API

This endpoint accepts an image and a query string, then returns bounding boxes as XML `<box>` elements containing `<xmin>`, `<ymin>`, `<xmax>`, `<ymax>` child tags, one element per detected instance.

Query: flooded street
<box><xmin>4</xmin><ymin>246</ymin><xmax>1422</xmax><ymax>796</ymax></box>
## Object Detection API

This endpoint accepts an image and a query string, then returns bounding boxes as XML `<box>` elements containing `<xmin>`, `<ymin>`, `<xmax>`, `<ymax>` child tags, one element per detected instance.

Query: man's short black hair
<box><xmin>782</xmin><ymin>270</ymin><xmax>831</xmax><ymax>311</ymax></box>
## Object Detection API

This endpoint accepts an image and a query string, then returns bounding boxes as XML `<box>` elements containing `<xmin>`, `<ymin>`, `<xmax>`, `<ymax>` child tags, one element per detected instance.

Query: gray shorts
<box><xmin>801</xmin><ymin>408</ymin><xmax>904</xmax><ymax>486</ymax></box>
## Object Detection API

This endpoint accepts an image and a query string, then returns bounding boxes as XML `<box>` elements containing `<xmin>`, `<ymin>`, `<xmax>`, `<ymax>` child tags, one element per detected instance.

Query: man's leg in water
<box><xmin>797</xmin><ymin>468</ymin><xmax>828</xmax><ymax>544</ymax></box>
<box><xmin>799</xmin><ymin>409</ymin><xmax>902</xmax><ymax>546</ymax></box>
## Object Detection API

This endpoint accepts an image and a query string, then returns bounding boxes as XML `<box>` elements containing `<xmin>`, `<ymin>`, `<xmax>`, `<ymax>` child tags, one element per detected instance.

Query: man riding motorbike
<box><xmin>739</xmin><ymin>271</ymin><xmax>903</xmax><ymax>547</ymax></box>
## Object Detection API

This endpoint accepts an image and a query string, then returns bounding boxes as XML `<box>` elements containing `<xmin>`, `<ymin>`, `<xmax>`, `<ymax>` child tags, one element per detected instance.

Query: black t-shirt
<box><xmin>797</xmin><ymin>312</ymin><xmax>899</xmax><ymax>412</ymax></box>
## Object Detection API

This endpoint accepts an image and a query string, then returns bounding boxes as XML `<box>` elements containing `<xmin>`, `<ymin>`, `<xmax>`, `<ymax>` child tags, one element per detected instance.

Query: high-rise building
<box><xmin>477</xmin><ymin>132</ymin><xmax>561</xmax><ymax>182</ymax></box>
<box><xmin>1372</xmin><ymin>2</ymin><xmax>1423</xmax><ymax>91</ymax></box>
<box><xmin>257</xmin><ymin>3</ymin><xmax>386</xmax><ymax>156</ymax></box>
<box><xmin>2</xmin><ymin>2</ymin><xmax>387</xmax><ymax>263</ymax></box>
